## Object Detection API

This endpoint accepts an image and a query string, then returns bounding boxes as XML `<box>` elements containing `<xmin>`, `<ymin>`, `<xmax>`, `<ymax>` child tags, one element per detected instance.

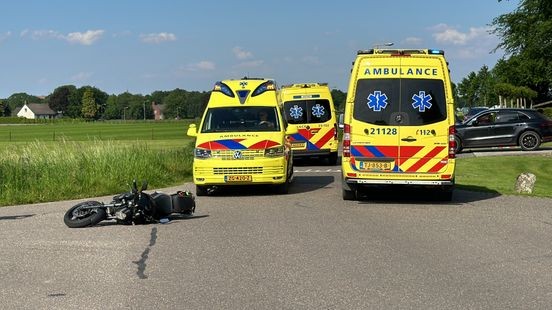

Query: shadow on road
<box><xmin>199</xmin><ymin>175</ymin><xmax>335</xmax><ymax>196</ymax></box>
<box><xmin>356</xmin><ymin>185</ymin><xmax>500</xmax><ymax>205</ymax></box>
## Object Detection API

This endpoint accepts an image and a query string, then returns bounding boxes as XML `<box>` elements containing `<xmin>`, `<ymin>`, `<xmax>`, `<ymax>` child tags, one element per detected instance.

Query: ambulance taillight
<box><xmin>449</xmin><ymin>125</ymin><xmax>456</xmax><ymax>159</ymax></box>
<box><xmin>343</xmin><ymin>124</ymin><xmax>351</xmax><ymax>157</ymax></box>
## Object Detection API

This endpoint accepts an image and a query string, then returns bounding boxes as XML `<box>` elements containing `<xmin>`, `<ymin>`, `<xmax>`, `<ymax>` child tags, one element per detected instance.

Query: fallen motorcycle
<box><xmin>64</xmin><ymin>180</ymin><xmax>195</xmax><ymax>228</ymax></box>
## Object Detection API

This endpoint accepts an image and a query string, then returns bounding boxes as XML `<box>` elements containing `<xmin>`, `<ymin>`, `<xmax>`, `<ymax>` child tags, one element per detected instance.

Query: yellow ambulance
<box><xmin>341</xmin><ymin>49</ymin><xmax>457</xmax><ymax>200</ymax></box>
<box><xmin>187</xmin><ymin>77</ymin><xmax>296</xmax><ymax>196</ymax></box>
<box><xmin>280</xmin><ymin>83</ymin><xmax>339</xmax><ymax>165</ymax></box>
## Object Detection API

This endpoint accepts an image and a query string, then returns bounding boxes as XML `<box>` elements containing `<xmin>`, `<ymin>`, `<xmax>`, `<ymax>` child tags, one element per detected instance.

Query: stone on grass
<box><xmin>515</xmin><ymin>172</ymin><xmax>536</xmax><ymax>194</ymax></box>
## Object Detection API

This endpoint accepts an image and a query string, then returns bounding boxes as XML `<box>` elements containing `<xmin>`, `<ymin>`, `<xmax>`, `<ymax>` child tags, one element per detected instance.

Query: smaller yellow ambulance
<box><xmin>341</xmin><ymin>49</ymin><xmax>457</xmax><ymax>201</ymax></box>
<box><xmin>187</xmin><ymin>77</ymin><xmax>296</xmax><ymax>196</ymax></box>
<box><xmin>280</xmin><ymin>83</ymin><xmax>339</xmax><ymax>165</ymax></box>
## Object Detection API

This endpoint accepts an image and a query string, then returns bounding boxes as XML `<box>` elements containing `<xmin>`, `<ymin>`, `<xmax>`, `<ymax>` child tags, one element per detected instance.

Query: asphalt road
<box><xmin>1</xmin><ymin>158</ymin><xmax>552</xmax><ymax>309</ymax></box>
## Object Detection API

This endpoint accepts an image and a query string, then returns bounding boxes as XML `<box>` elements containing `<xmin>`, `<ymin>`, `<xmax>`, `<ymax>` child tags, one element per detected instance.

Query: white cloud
<box><xmin>0</xmin><ymin>31</ymin><xmax>11</xmax><ymax>43</ymax></box>
<box><xmin>431</xmin><ymin>24</ymin><xmax>491</xmax><ymax>45</ymax></box>
<box><xmin>234</xmin><ymin>60</ymin><xmax>264</xmax><ymax>68</ymax></box>
<box><xmin>403</xmin><ymin>37</ymin><xmax>423</xmax><ymax>46</ymax></box>
<box><xmin>140</xmin><ymin>32</ymin><xmax>177</xmax><ymax>44</ymax></box>
<box><xmin>24</xmin><ymin>29</ymin><xmax>64</xmax><ymax>40</ymax></box>
<box><xmin>20</xmin><ymin>29</ymin><xmax>104</xmax><ymax>45</ymax></box>
<box><xmin>186</xmin><ymin>61</ymin><xmax>216</xmax><ymax>71</ymax></box>
<box><xmin>66</xmin><ymin>30</ymin><xmax>104</xmax><ymax>45</ymax></box>
<box><xmin>71</xmin><ymin>72</ymin><xmax>93</xmax><ymax>82</ymax></box>
<box><xmin>232</xmin><ymin>46</ymin><xmax>253</xmax><ymax>60</ymax></box>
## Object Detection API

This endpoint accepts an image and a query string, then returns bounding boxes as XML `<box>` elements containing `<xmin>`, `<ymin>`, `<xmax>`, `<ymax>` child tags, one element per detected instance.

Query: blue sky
<box><xmin>0</xmin><ymin>0</ymin><xmax>520</xmax><ymax>98</ymax></box>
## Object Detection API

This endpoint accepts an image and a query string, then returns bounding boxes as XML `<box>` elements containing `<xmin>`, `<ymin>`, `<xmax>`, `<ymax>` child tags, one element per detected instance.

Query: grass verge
<box><xmin>0</xmin><ymin>140</ymin><xmax>194</xmax><ymax>206</ymax></box>
<box><xmin>456</xmin><ymin>154</ymin><xmax>552</xmax><ymax>197</ymax></box>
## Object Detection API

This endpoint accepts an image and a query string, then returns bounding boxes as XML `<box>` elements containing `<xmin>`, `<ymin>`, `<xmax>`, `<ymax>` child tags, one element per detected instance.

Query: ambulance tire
<box><xmin>342</xmin><ymin>188</ymin><xmax>356</xmax><ymax>200</ymax></box>
<box><xmin>327</xmin><ymin>152</ymin><xmax>338</xmax><ymax>165</ymax></box>
<box><xmin>195</xmin><ymin>185</ymin><xmax>207</xmax><ymax>196</ymax></box>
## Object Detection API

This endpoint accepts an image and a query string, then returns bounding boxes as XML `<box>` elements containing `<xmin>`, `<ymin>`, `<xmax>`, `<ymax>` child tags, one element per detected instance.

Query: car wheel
<box><xmin>454</xmin><ymin>136</ymin><xmax>463</xmax><ymax>154</ymax></box>
<box><xmin>519</xmin><ymin>131</ymin><xmax>541</xmax><ymax>151</ymax></box>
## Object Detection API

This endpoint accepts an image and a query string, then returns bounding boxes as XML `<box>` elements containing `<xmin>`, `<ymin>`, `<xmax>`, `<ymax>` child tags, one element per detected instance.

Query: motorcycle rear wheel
<box><xmin>64</xmin><ymin>201</ymin><xmax>107</xmax><ymax>228</ymax></box>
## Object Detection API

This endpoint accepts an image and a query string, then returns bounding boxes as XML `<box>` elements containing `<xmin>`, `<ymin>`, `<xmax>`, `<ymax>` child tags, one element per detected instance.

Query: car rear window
<box><xmin>284</xmin><ymin>99</ymin><xmax>332</xmax><ymax>124</ymax></box>
<box><xmin>353</xmin><ymin>78</ymin><xmax>447</xmax><ymax>126</ymax></box>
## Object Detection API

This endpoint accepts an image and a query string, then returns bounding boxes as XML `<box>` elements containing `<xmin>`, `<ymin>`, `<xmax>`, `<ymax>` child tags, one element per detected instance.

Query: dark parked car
<box><xmin>454</xmin><ymin>108</ymin><xmax>552</xmax><ymax>153</ymax></box>
<box><xmin>463</xmin><ymin>106</ymin><xmax>489</xmax><ymax>121</ymax></box>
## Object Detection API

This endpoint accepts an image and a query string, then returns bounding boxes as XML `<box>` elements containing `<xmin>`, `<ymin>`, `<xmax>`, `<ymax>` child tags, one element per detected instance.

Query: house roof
<box><xmin>12</xmin><ymin>106</ymin><xmax>22</xmax><ymax>116</ymax></box>
<box><xmin>26</xmin><ymin>103</ymin><xmax>56</xmax><ymax>115</ymax></box>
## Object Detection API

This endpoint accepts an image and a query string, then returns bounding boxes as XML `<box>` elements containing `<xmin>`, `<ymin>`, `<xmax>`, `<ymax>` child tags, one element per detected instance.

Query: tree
<box><xmin>491</xmin><ymin>0</ymin><xmax>552</xmax><ymax>102</ymax></box>
<box><xmin>457</xmin><ymin>72</ymin><xmax>479</xmax><ymax>107</ymax></box>
<box><xmin>103</xmin><ymin>95</ymin><xmax>120</xmax><ymax>120</ymax></box>
<box><xmin>81</xmin><ymin>88</ymin><xmax>98</xmax><ymax>120</ymax></box>
<box><xmin>164</xmin><ymin>89</ymin><xmax>188</xmax><ymax>119</ymax></box>
<box><xmin>4</xmin><ymin>93</ymin><xmax>43</xmax><ymax>112</ymax></box>
<box><xmin>0</xmin><ymin>100</ymin><xmax>10</xmax><ymax>116</ymax></box>
<box><xmin>331</xmin><ymin>89</ymin><xmax>347</xmax><ymax>112</ymax></box>
<box><xmin>47</xmin><ymin>85</ymin><xmax>77</xmax><ymax>115</ymax></box>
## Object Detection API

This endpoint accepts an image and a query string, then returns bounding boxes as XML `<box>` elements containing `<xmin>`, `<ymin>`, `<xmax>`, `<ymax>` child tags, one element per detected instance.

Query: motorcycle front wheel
<box><xmin>64</xmin><ymin>201</ymin><xmax>107</xmax><ymax>228</ymax></box>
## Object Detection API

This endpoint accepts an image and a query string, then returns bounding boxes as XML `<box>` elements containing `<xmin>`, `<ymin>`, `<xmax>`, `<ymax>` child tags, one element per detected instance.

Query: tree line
<box><xmin>0</xmin><ymin>85</ymin><xmax>348</xmax><ymax>120</ymax></box>
<box><xmin>0</xmin><ymin>86</ymin><xmax>212</xmax><ymax>120</ymax></box>
<box><xmin>1</xmin><ymin>1</ymin><xmax>550</xmax><ymax>117</ymax></box>
<box><xmin>455</xmin><ymin>0</ymin><xmax>552</xmax><ymax>108</ymax></box>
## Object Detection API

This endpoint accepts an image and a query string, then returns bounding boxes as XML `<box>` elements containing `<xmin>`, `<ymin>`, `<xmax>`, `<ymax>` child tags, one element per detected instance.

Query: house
<box><xmin>17</xmin><ymin>103</ymin><xmax>57</xmax><ymax>119</ymax></box>
<box><xmin>151</xmin><ymin>102</ymin><xmax>166</xmax><ymax>120</ymax></box>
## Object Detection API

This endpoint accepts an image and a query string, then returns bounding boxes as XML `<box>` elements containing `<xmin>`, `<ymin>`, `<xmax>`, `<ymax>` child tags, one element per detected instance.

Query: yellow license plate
<box><xmin>359</xmin><ymin>161</ymin><xmax>393</xmax><ymax>171</ymax></box>
<box><xmin>291</xmin><ymin>142</ymin><xmax>306</xmax><ymax>149</ymax></box>
<box><xmin>224</xmin><ymin>175</ymin><xmax>252</xmax><ymax>182</ymax></box>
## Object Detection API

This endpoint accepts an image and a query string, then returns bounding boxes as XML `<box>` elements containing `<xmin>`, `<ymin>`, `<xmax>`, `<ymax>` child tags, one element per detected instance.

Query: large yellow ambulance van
<box><xmin>341</xmin><ymin>49</ymin><xmax>457</xmax><ymax>201</ymax></box>
<box><xmin>280</xmin><ymin>83</ymin><xmax>339</xmax><ymax>165</ymax></box>
<box><xmin>187</xmin><ymin>77</ymin><xmax>296</xmax><ymax>196</ymax></box>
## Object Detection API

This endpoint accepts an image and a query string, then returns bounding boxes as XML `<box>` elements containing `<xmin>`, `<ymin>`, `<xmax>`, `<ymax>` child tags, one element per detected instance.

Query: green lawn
<box><xmin>1</xmin><ymin>121</ymin><xmax>551</xmax><ymax>206</ymax></box>
<box><xmin>456</xmin><ymin>154</ymin><xmax>552</xmax><ymax>197</ymax></box>
<box><xmin>0</xmin><ymin>119</ymin><xmax>195</xmax><ymax>143</ymax></box>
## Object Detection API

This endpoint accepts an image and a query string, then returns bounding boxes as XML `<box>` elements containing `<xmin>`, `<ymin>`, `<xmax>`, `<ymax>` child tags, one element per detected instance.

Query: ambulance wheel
<box><xmin>195</xmin><ymin>185</ymin><xmax>207</xmax><ymax>196</ymax></box>
<box><xmin>327</xmin><ymin>152</ymin><xmax>338</xmax><ymax>165</ymax></box>
<box><xmin>342</xmin><ymin>188</ymin><xmax>356</xmax><ymax>200</ymax></box>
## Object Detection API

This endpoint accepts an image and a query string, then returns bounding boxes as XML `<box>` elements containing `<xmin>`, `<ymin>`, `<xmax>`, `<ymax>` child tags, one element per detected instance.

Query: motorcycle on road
<box><xmin>64</xmin><ymin>180</ymin><xmax>195</xmax><ymax>228</ymax></box>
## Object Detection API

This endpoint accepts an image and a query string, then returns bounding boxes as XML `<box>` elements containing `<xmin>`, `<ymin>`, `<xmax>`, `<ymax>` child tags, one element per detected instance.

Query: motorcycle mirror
<box><xmin>132</xmin><ymin>179</ymin><xmax>138</xmax><ymax>192</ymax></box>
<box><xmin>141</xmin><ymin>180</ymin><xmax>148</xmax><ymax>191</ymax></box>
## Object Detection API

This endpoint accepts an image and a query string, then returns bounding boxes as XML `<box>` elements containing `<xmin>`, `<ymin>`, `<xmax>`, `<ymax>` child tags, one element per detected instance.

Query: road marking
<box><xmin>294</xmin><ymin>169</ymin><xmax>341</xmax><ymax>173</ymax></box>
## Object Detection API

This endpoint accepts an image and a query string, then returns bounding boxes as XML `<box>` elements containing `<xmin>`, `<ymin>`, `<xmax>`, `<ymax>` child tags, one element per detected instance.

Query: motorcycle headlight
<box><xmin>194</xmin><ymin>148</ymin><xmax>212</xmax><ymax>159</ymax></box>
<box><xmin>265</xmin><ymin>146</ymin><xmax>284</xmax><ymax>157</ymax></box>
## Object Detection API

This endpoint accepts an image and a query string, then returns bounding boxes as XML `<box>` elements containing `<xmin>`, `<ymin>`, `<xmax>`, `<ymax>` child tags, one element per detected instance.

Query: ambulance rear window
<box><xmin>283</xmin><ymin>99</ymin><xmax>332</xmax><ymax>124</ymax></box>
<box><xmin>353</xmin><ymin>79</ymin><xmax>446</xmax><ymax>126</ymax></box>
<box><xmin>201</xmin><ymin>106</ymin><xmax>280</xmax><ymax>132</ymax></box>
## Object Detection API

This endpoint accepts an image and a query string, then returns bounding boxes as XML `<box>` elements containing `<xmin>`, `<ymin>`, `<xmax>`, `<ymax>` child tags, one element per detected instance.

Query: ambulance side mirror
<box><xmin>338</xmin><ymin>113</ymin><xmax>344</xmax><ymax>129</ymax></box>
<box><xmin>187</xmin><ymin>124</ymin><xmax>198</xmax><ymax>137</ymax></box>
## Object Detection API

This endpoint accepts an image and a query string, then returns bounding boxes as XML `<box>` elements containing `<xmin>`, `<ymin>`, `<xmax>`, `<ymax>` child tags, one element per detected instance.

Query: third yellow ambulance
<box><xmin>280</xmin><ymin>83</ymin><xmax>339</xmax><ymax>165</ymax></box>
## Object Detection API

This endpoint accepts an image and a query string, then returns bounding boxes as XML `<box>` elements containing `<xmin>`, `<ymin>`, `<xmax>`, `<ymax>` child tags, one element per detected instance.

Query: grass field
<box><xmin>0</xmin><ymin>119</ymin><xmax>195</xmax><ymax>143</ymax></box>
<box><xmin>1</xmin><ymin>121</ymin><xmax>551</xmax><ymax>206</ymax></box>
